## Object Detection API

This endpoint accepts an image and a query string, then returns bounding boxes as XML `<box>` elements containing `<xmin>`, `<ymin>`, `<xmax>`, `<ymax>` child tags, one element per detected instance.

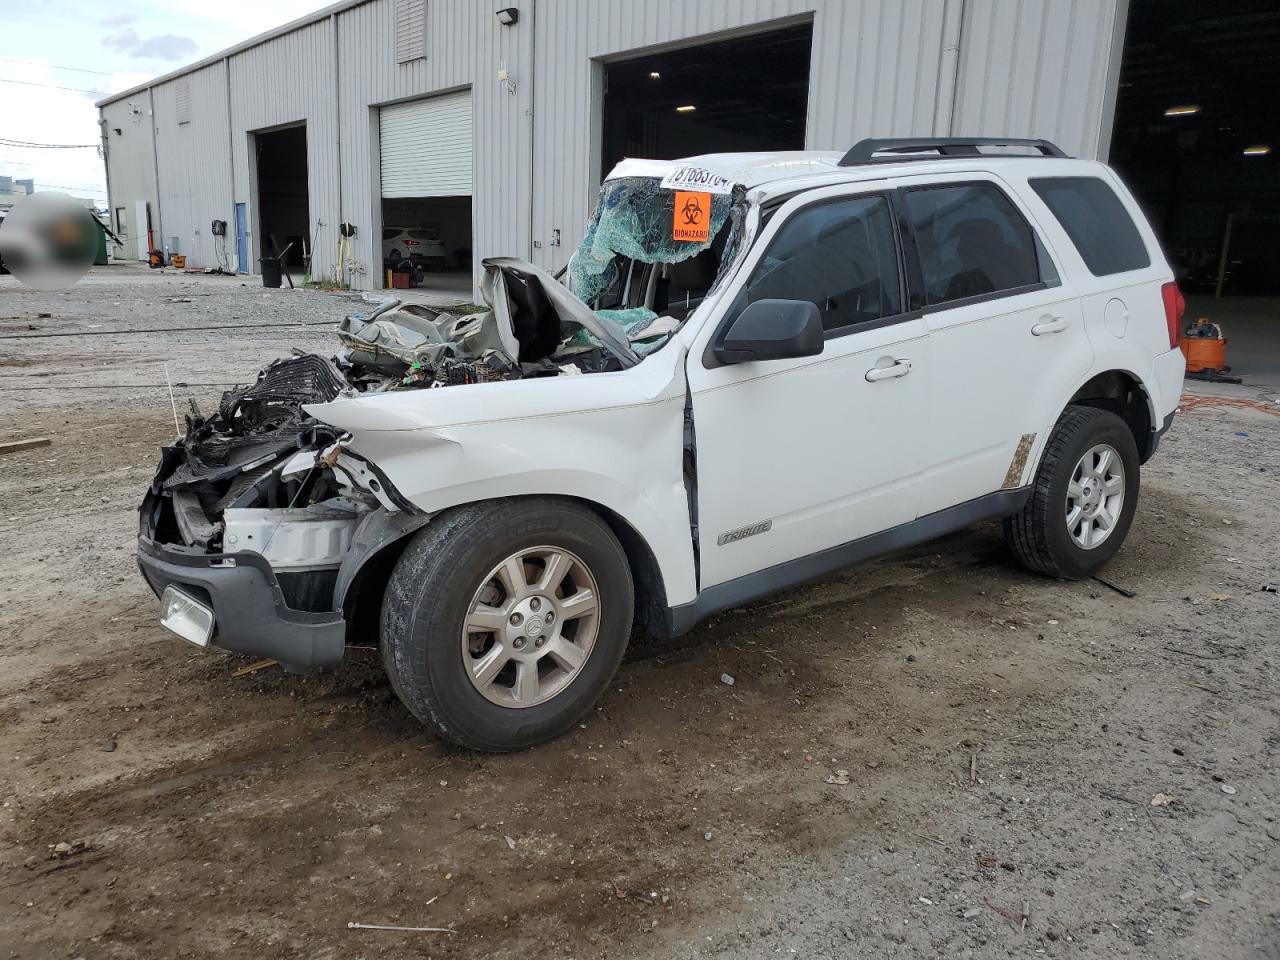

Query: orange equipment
<box><xmin>1180</xmin><ymin>319</ymin><xmax>1227</xmax><ymax>374</ymax></box>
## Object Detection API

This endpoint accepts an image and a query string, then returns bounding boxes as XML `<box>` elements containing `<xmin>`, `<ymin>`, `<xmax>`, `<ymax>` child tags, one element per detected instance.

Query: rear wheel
<box><xmin>1003</xmin><ymin>405</ymin><xmax>1140</xmax><ymax>579</ymax></box>
<box><xmin>381</xmin><ymin>498</ymin><xmax>633</xmax><ymax>751</ymax></box>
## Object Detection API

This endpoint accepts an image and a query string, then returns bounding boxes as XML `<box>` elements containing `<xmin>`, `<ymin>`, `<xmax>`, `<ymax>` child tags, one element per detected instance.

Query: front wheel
<box><xmin>1003</xmin><ymin>405</ymin><xmax>1140</xmax><ymax>579</ymax></box>
<box><xmin>381</xmin><ymin>498</ymin><xmax>634</xmax><ymax>752</ymax></box>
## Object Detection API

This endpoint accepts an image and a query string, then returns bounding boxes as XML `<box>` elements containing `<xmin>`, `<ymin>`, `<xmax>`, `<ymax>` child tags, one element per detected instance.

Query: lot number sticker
<box><xmin>659</xmin><ymin>166</ymin><xmax>735</xmax><ymax>194</ymax></box>
<box><xmin>672</xmin><ymin>191</ymin><xmax>712</xmax><ymax>242</ymax></box>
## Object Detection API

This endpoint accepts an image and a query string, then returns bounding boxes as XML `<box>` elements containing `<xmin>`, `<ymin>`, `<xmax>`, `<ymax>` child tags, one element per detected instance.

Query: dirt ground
<box><xmin>2</xmin><ymin>264</ymin><xmax>1277</xmax><ymax>960</ymax></box>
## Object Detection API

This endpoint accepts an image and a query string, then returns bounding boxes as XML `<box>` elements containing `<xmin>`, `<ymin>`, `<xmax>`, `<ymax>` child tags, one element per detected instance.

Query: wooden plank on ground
<box><xmin>0</xmin><ymin>437</ymin><xmax>51</xmax><ymax>455</ymax></box>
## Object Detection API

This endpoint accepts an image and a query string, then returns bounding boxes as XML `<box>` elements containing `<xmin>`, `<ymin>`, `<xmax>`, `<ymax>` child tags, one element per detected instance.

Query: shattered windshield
<box><xmin>567</xmin><ymin>177</ymin><xmax>736</xmax><ymax>305</ymax></box>
<box><xmin>558</xmin><ymin>176</ymin><xmax>745</xmax><ymax>358</ymax></box>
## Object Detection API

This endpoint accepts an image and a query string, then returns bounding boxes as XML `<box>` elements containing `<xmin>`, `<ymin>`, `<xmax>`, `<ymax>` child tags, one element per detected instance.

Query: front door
<box><xmin>686</xmin><ymin>187</ymin><xmax>931</xmax><ymax>591</ymax></box>
<box><xmin>235</xmin><ymin>203</ymin><xmax>249</xmax><ymax>274</ymax></box>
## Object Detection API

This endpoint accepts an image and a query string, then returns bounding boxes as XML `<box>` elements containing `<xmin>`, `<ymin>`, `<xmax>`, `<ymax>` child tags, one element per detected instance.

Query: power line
<box><xmin>0</xmin><ymin>77</ymin><xmax>101</xmax><ymax>95</ymax></box>
<box><xmin>0</xmin><ymin>138</ymin><xmax>99</xmax><ymax>149</ymax></box>
<box><xmin>0</xmin><ymin>57</ymin><xmax>116</xmax><ymax>77</ymax></box>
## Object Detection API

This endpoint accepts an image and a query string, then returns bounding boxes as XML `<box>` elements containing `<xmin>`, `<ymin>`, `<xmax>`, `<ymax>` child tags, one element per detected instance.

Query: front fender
<box><xmin>316</xmin><ymin>344</ymin><xmax>699</xmax><ymax>608</ymax></box>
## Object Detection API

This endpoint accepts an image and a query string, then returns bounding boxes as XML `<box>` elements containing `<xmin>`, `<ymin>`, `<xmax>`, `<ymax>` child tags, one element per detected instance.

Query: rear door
<box><xmin>892</xmin><ymin>173</ymin><xmax>1093</xmax><ymax>517</ymax></box>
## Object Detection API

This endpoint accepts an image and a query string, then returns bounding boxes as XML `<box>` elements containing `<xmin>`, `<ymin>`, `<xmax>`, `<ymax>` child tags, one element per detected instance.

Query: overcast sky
<box><xmin>2</xmin><ymin>0</ymin><xmax>326</xmax><ymax>207</ymax></box>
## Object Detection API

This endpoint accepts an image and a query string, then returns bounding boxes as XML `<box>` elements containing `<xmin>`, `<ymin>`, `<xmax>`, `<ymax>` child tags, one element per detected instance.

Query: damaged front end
<box><xmin>136</xmin><ymin>351</ymin><xmax>409</xmax><ymax>670</ymax></box>
<box><xmin>137</xmin><ymin>175</ymin><xmax>748</xmax><ymax>669</ymax></box>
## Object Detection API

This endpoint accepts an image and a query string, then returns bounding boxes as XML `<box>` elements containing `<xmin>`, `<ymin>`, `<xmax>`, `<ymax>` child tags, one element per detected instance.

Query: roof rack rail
<box><xmin>838</xmin><ymin>137</ymin><xmax>1069</xmax><ymax>166</ymax></box>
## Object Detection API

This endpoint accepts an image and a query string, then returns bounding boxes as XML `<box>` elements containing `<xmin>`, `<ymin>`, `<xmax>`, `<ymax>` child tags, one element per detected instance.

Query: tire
<box><xmin>381</xmin><ymin>497</ymin><xmax>633</xmax><ymax>752</ymax></box>
<box><xmin>1003</xmin><ymin>405</ymin><xmax>1140</xmax><ymax>580</ymax></box>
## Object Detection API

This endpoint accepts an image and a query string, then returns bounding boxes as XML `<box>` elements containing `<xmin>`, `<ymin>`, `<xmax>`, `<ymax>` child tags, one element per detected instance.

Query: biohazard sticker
<box><xmin>672</xmin><ymin>191</ymin><xmax>711</xmax><ymax>242</ymax></box>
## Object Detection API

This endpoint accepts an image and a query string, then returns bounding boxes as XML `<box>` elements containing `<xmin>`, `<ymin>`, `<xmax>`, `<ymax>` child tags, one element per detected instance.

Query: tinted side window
<box><xmin>903</xmin><ymin>183</ymin><xmax>1041</xmax><ymax>306</ymax></box>
<box><xmin>742</xmin><ymin>195</ymin><xmax>902</xmax><ymax>332</ymax></box>
<box><xmin>1030</xmin><ymin>176</ymin><xmax>1150</xmax><ymax>276</ymax></box>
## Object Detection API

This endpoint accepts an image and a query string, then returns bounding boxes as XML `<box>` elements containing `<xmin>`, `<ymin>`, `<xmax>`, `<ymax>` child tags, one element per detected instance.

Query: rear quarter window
<box><xmin>1029</xmin><ymin>176</ymin><xmax>1151</xmax><ymax>276</ymax></box>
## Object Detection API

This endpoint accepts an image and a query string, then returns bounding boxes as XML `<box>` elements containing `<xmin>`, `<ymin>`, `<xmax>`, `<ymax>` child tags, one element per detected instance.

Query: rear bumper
<box><xmin>136</xmin><ymin>535</ymin><xmax>346</xmax><ymax>670</ymax></box>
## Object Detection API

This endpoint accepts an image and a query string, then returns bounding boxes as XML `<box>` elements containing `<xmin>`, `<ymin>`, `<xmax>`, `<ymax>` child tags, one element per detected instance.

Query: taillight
<box><xmin>1161</xmin><ymin>281</ymin><xmax>1185</xmax><ymax>349</ymax></box>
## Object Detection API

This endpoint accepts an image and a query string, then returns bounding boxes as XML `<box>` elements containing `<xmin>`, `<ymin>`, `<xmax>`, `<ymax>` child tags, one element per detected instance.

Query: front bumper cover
<box><xmin>136</xmin><ymin>535</ymin><xmax>346</xmax><ymax>670</ymax></box>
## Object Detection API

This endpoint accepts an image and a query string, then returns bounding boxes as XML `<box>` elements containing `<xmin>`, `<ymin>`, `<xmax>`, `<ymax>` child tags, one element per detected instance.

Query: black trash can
<box><xmin>259</xmin><ymin>256</ymin><xmax>282</xmax><ymax>288</ymax></box>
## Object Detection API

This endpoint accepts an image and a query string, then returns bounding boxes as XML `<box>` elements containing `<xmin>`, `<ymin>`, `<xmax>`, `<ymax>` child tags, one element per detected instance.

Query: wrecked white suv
<box><xmin>139</xmin><ymin>138</ymin><xmax>1187</xmax><ymax>751</ymax></box>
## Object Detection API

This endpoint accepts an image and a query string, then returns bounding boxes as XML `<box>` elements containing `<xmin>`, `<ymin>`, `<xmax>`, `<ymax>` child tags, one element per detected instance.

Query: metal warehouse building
<box><xmin>96</xmin><ymin>0</ymin><xmax>1133</xmax><ymax>294</ymax></box>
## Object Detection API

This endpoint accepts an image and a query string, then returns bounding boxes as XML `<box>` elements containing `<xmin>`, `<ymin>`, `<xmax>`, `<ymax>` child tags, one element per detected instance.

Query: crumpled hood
<box><xmin>304</xmin><ymin>329</ymin><xmax>687</xmax><ymax>435</ymax></box>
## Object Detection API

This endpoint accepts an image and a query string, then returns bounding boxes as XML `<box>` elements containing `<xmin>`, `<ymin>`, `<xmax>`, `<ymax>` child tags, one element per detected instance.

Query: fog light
<box><xmin>160</xmin><ymin>586</ymin><xmax>215</xmax><ymax>648</ymax></box>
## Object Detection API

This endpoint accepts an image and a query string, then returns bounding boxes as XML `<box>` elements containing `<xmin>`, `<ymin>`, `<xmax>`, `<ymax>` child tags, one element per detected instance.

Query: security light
<box><xmin>649</xmin><ymin>71</ymin><xmax>661</xmax><ymax>79</ymax></box>
<box><xmin>1242</xmin><ymin>145</ymin><xmax>1271</xmax><ymax>156</ymax></box>
<box><xmin>675</xmin><ymin>104</ymin><xmax>696</xmax><ymax>112</ymax></box>
<box><xmin>495</xmin><ymin>7</ymin><xmax>518</xmax><ymax>25</ymax></box>
<box><xmin>1163</xmin><ymin>105</ymin><xmax>1199</xmax><ymax>117</ymax></box>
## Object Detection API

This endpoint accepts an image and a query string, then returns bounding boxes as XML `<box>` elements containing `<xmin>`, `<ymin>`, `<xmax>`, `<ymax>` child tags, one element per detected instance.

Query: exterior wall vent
<box><xmin>175</xmin><ymin>80</ymin><xmax>191</xmax><ymax>125</ymax></box>
<box><xmin>395</xmin><ymin>0</ymin><xmax>427</xmax><ymax>64</ymax></box>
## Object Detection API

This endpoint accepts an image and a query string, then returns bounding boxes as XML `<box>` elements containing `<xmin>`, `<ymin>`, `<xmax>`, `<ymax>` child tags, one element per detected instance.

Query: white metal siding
<box><xmin>101</xmin><ymin>0</ymin><xmax>1122</xmax><ymax>291</ymax></box>
<box><xmin>379</xmin><ymin>91</ymin><xmax>473</xmax><ymax>197</ymax></box>
<box><xmin>228</xmin><ymin>18</ymin><xmax>341</xmax><ymax>278</ymax></box>
<box><xmin>150</xmin><ymin>62</ymin><xmax>233</xmax><ymax>269</ymax></box>
<box><xmin>952</xmin><ymin>0</ymin><xmax>1124</xmax><ymax>160</ymax></box>
<box><xmin>100</xmin><ymin>97</ymin><xmax>160</xmax><ymax>261</ymax></box>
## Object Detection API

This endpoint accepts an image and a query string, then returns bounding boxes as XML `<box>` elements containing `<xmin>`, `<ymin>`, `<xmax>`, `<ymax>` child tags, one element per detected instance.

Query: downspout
<box><xmin>933</xmin><ymin>0</ymin><xmax>965</xmax><ymax>137</ymax></box>
<box><xmin>147</xmin><ymin>86</ymin><xmax>164</xmax><ymax>255</ymax></box>
<box><xmin>97</xmin><ymin>114</ymin><xmax>115</xmax><ymax>257</ymax></box>
<box><xmin>224</xmin><ymin>58</ymin><xmax>236</xmax><ymax>270</ymax></box>
<box><xmin>522</xmin><ymin>0</ymin><xmax>537</xmax><ymax>262</ymax></box>
<box><xmin>332</xmin><ymin>12</ymin><xmax>344</xmax><ymax>284</ymax></box>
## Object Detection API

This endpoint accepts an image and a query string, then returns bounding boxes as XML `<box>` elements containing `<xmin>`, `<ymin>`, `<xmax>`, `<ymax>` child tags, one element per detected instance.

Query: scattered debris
<box><xmin>1092</xmin><ymin>575</ymin><xmax>1136</xmax><ymax>598</ymax></box>
<box><xmin>963</xmin><ymin>907</ymin><xmax>982</xmax><ymax>920</ymax></box>
<box><xmin>99</xmin><ymin>735</ymin><xmax>117</xmax><ymax>753</ymax></box>
<box><xmin>231</xmin><ymin>658</ymin><xmax>279</xmax><ymax>677</ymax></box>
<box><xmin>1220</xmin><ymin>784</ymin><xmax>1237</xmax><ymax>795</ymax></box>
<box><xmin>703</xmin><ymin>831</ymin><xmax>713</xmax><ymax>841</ymax></box>
<box><xmin>918</xmin><ymin>897</ymin><xmax>934</xmax><ymax>906</ymax></box>
<box><xmin>719</xmin><ymin>673</ymin><xmax>735</xmax><ymax>686</ymax></box>
<box><xmin>824</xmin><ymin>769</ymin><xmax>851</xmax><ymax>785</ymax></box>
<box><xmin>167</xmin><ymin>297</ymin><xmax>193</xmax><ymax>303</ymax></box>
<box><xmin>969</xmin><ymin>753</ymin><xmax>978</xmax><ymax>785</ymax></box>
<box><xmin>0</xmin><ymin>437</ymin><xmax>51</xmax><ymax>456</ymax></box>
<box><xmin>1100</xmin><ymin>789</ymin><xmax>1138</xmax><ymax>805</ymax></box>
<box><xmin>912</xmin><ymin>833</ymin><xmax>947</xmax><ymax>847</ymax></box>
<box><xmin>975</xmin><ymin>853</ymin><xmax>998</xmax><ymax>869</ymax></box>
<box><xmin>981</xmin><ymin>896</ymin><xmax>1026</xmax><ymax>930</ymax></box>
<box><xmin>1262</xmin><ymin>584</ymin><xmax>1277</xmax><ymax>594</ymax></box>
<box><xmin>48</xmin><ymin>840</ymin><xmax>92</xmax><ymax>860</ymax></box>
<box><xmin>1151</xmin><ymin>793</ymin><xmax>1173</xmax><ymax>807</ymax></box>
<box><xmin>347</xmin><ymin>921</ymin><xmax>455</xmax><ymax>933</ymax></box>
<box><xmin>504</xmin><ymin>836</ymin><xmax>516</xmax><ymax>849</ymax></box>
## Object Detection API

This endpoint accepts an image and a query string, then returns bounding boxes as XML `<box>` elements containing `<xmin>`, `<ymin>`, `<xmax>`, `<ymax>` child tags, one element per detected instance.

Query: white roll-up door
<box><xmin>379</xmin><ymin>90</ymin><xmax>473</xmax><ymax>198</ymax></box>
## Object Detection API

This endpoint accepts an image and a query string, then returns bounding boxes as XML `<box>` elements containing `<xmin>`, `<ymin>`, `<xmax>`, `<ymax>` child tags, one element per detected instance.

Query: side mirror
<box><xmin>713</xmin><ymin>298</ymin><xmax>824</xmax><ymax>365</ymax></box>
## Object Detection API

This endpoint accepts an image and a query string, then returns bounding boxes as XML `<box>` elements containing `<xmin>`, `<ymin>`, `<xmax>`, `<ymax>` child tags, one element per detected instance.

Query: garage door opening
<box><xmin>380</xmin><ymin>91</ymin><xmax>474</xmax><ymax>296</ymax></box>
<box><xmin>253</xmin><ymin>125</ymin><xmax>310</xmax><ymax>277</ymax></box>
<box><xmin>601</xmin><ymin>22</ymin><xmax>812</xmax><ymax>176</ymax></box>
<box><xmin>1109</xmin><ymin>0</ymin><xmax>1280</xmax><ymax>383</ymax></box>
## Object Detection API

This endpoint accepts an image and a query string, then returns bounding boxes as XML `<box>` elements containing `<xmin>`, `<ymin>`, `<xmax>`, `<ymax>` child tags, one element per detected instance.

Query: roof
<box><xmin>605</xmin><ymin>148</ymin><xmax>1099</xmax><ymax>197</ymax></box>
<box><xmin>605</xmin><ymin>152</ymin><xmax>845</xmax><ymax>190</ymax></box>
<box><xmin>96</xmin><ymin>0</ymin><xmax>373</xmax><ymax>107</ymax></box>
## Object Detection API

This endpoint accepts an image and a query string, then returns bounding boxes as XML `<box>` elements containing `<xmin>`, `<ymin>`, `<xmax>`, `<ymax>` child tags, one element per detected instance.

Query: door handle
<box><xmin>1031</xmin><ymin>315</ymin><xmax>1070</xmax><ymax>336</ymax></box>
<box><xmin>865</xmin><ymin>358</ymin><xmax>912</xmax><ymax>382</ymax></box>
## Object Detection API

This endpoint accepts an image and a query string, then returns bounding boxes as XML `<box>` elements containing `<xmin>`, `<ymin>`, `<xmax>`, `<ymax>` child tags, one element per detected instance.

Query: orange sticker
<box><xmin>672</xmin><ymin>191</ymin><xmax>711</xmax><ymax>242</ymax></box>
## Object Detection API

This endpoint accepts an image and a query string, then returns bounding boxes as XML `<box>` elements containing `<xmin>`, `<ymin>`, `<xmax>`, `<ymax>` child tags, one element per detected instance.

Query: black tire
<box><xmin>1003</xmin><ymin>405</ymin><xmax>1140</xmax><ymax>579</ymax></box>
<box><xmin>381</xmin><ymin>497</ymin><xmax>633</xmax><ymax>752</ymax></box>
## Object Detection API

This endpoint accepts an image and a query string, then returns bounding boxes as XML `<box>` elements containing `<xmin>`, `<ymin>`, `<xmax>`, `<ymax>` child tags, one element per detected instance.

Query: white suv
<box><xmin>138</xmin><ymin>138</ymin><xmax>1187</xmax><ymax>751</ymax></box>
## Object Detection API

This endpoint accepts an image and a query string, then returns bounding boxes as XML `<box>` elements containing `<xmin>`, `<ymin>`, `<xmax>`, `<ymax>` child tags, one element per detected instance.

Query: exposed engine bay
<box><xmin>141</xmin><ymin>177</ymin><xmax>746</xmax><ymax>615</ymax></box>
